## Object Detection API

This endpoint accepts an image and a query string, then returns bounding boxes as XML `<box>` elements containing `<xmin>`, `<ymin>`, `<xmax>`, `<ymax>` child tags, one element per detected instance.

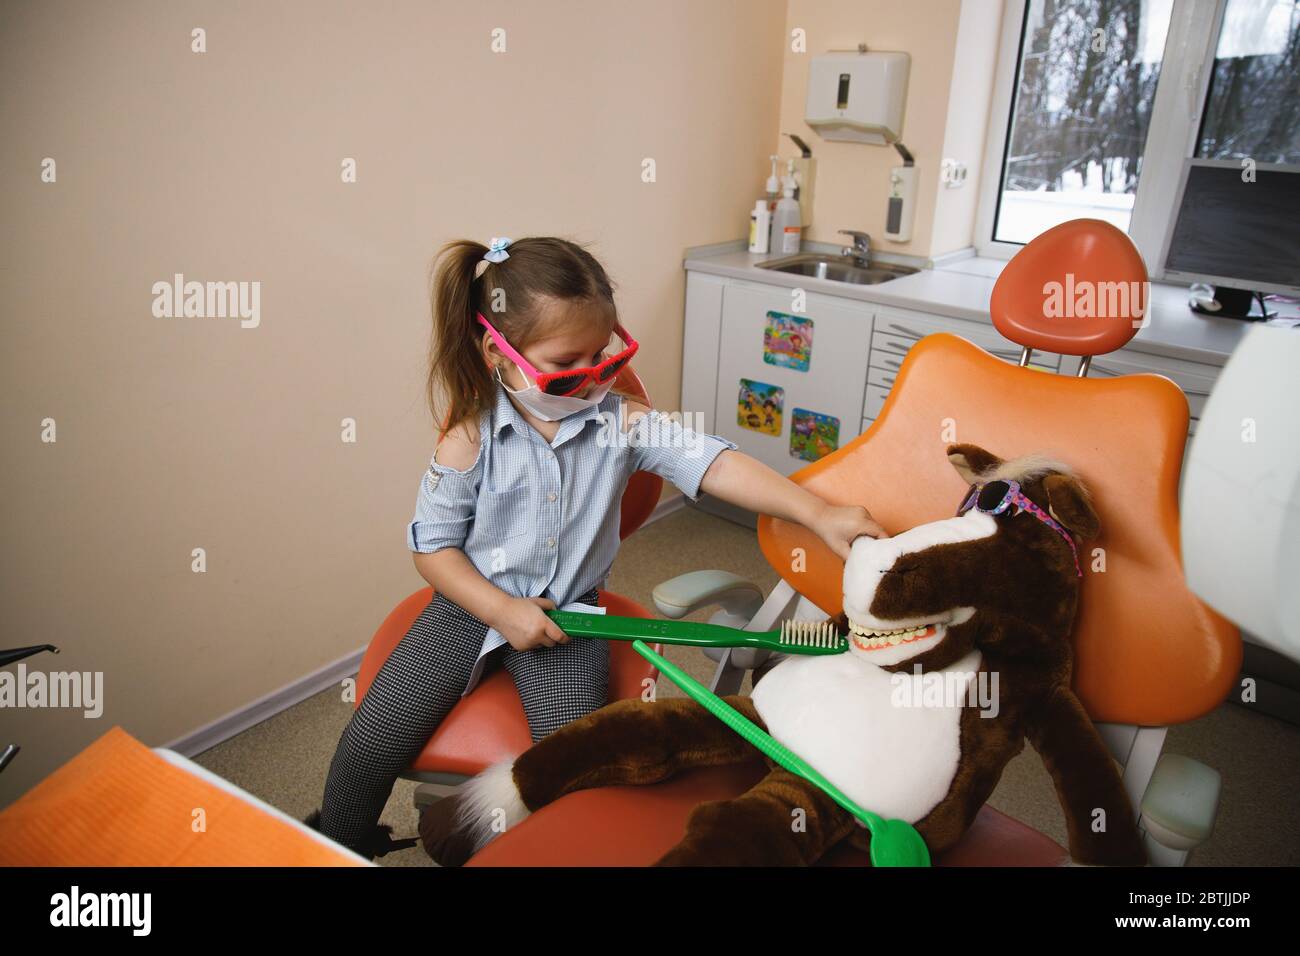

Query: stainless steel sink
<box><xmin>756</xmin><ymin>253</ymin><xmax>920</xmax><ymax>285</ymax></box>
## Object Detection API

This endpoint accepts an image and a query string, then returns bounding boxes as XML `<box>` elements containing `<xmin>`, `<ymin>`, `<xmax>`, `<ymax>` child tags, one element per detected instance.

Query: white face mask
<box><xmin>495</xmin><ymin>363</ymin><xmax>614</xmax><ymax>422</ymax></box>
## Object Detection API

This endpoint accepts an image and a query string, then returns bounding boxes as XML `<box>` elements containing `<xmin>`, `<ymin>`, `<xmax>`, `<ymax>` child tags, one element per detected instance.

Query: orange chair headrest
<box><xmin>991</xmin><ymin>218</ymin><xmax>1147</xmax><ymax>357</ymax></box>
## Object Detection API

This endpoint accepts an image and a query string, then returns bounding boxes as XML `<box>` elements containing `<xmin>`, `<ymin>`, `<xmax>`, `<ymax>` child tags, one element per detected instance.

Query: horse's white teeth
<box><xmin>846</xmin><ymin>620</ymin><xmax>943</xmax><ymax>651</ymax></box>
<box><xmin>848</xmin><ymin>620</ymin><xmax>940</xmax><ymax>638</ymax></box>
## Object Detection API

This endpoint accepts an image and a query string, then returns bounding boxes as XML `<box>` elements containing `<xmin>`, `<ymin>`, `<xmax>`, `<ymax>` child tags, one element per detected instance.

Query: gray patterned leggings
<box><xmin>317</xmin><ymin>587</ymin><xmax>608</xmax><ymax>855</ymax></box>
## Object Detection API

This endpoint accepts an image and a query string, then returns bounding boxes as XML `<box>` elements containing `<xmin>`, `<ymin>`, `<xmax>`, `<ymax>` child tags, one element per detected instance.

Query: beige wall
<box><xmin>780</xmin><ymin>0</ymin><xmax>1001</xmax><ymax>257</ymax></box>
<box><xmin>0</xmin><ymin>0</ymin><xmax>788</xmax><ymax>804</ymax></box>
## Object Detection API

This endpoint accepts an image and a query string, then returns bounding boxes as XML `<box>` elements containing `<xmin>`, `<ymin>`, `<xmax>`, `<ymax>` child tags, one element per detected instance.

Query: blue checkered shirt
<box><xmin>407</xmin><ymin>380</ymin><xmax>737</xmax><ymax>688</ymax></box>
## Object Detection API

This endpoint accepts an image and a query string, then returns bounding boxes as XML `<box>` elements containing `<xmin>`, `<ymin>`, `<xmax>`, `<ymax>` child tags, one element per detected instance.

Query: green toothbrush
<box><xmin>545</xmin><ymin>610</ymin><xmax>848</xmax><ymax>656</ymax></box>
<box><xmin>631</xmin><ymin>639</ymin><xmax>931</xmax><ymax>868</ymax></box>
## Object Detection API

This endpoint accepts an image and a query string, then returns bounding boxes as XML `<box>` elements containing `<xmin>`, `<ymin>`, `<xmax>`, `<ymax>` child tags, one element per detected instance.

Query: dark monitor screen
<box><xmin>1163</xmin><ymin>161</ymin><xmax>1300</xmax><ymax>294</ymax></box>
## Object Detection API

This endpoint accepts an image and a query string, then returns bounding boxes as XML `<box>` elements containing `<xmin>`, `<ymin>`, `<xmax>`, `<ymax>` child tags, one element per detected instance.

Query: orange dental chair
<box><xmin>461</xmin><ymin>219</ymin><xmax>1241</xmax><ymax>867</ymax></box>
<box><xmin>353</xmin><ymin>367</ymin><xmax>666</xmax><ymax>805</ymax></box>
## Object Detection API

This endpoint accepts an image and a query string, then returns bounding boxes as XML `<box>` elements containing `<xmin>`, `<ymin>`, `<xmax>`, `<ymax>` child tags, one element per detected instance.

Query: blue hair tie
<box><xmin>483</xmin><ymin>237</ymin><xmax>512</xmax><ymax>263</ymax></box>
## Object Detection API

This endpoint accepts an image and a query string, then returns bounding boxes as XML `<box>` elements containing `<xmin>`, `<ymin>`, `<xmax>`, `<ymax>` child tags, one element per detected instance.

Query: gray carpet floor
<box><xmin>193</xmin><ymin>506</ymin><xmax>1300</xmax><ymax>866</ymax></box>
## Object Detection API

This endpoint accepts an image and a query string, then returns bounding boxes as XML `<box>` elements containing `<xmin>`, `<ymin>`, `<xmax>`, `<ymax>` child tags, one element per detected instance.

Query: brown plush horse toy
<box><xmin>421</xmin><ymin>444</ymin><xmax>1147</xmax><ymax>867</ymax></box>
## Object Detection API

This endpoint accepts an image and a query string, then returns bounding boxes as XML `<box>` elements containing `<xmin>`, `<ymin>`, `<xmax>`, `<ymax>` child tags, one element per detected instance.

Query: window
<box><xmin>976</xmin><ymin>0</ymin><xmax>1300</xmax><ymax>271</ymax></box>
<box><xmin>992</xmin><ymin>0</ymin><xmax>1174</xmax><ymax>245</ymax></box>
<box><xmin>1196</xmin><ymin>0</ymin><xmax>1300</xmax><ymax>163</ymax></box>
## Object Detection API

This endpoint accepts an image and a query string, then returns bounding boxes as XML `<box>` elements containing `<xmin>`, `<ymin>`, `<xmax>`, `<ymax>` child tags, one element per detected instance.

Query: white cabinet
<box><xmin>712</xmin><ymin>281</ymin><xmax>874</xmax><ymax>477</ymax></box>
<box><xmin>682</xmin><ymin>271</ymin><xmax>1221</xmax><ymax>478</ymax></box>
<box><xmin>860</xmin><ymin>305</ymin><xmax>1061</xmax><ymax>428</ymax></box>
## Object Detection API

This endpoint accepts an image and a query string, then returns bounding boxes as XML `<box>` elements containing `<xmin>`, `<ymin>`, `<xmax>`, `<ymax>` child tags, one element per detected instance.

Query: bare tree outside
<box><xmin>1198</xmin><ymin>0</ymin><xmax>1300</xmax><ymax>163</ymax></box>
<box><xmin>995</xmin><ymin>0</ymin><xmax>1172</xmax><ymax>243</ymax></box>
<box><xmin>993</xmin><ymin>0</ymin><xmax>1298</xmax><ymax>244</ymax></box>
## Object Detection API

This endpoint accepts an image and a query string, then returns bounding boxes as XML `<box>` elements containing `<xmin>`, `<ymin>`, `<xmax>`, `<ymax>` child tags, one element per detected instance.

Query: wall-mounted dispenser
<box><xmin>784</xmin><ymin>132</ymin><xmax>816</xmax><ymax>227</ymax></box>
<box><xmin>805</xmin><ymin>48</ymin><xmax>910</xmax><ymax>145</ymax></box>
<box><xmin>884</xmin><ymin>144</ymin><xmax>917</xmax><ymax>242</ymax></box>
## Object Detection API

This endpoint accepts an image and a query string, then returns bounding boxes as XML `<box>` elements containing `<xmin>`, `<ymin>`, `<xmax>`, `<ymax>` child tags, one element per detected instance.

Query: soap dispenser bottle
<box><xmin>764</xmin><ymin>155</ymin><xmax>781</xmax><ymax>250</ymax></box>
<box><xmin>764</xmin><ymin>155</ymin><xmax>781</xmax><ymax>215</ymax></box>
<box><xmin>771</xmin><ymin>163</ymin><xmax>803</xmax><ymax>254</ymax></box>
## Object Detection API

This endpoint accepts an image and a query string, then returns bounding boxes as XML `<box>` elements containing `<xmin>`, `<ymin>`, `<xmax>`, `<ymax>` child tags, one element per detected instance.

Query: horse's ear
<box><xmin>947</xmin><ymin>444</ymin><xmax>1001</xmax><ymax>484</ymax></box>
<box><xmin>1043</xmin><ymin>473</ymin><xmax>1100</xmax><ymax>540</ymax></box>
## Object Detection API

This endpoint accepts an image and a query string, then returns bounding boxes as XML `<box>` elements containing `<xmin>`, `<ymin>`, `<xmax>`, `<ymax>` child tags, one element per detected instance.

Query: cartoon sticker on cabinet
<box><xmin>790</xmin><ymin>408</ymin><xmax>839</xmax><ymax>462</ymax></box>
<box><xmin>762</xmin><ymin>312</ymin><xmax>813</xmax><ymax>372</ymax></box>
<box><xmin>737</xmin><ymin>379</ymin><xmax>782</xmax><ymax>435</ymax></box>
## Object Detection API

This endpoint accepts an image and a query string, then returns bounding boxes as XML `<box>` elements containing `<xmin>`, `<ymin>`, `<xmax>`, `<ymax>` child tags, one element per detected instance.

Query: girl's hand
<box><xmin>812</xmin><ymin>503</ymin><xmax>887</xmax><ymax>561</ymax></box>
<box><xmin>494</xmin><ymin>596</ymin><xmax>572</xmax><ymax>651</ymax></box>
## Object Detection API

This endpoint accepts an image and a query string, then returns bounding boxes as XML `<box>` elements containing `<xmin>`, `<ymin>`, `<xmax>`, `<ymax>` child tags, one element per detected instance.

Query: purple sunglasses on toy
<box><xmin>957</xmin><ymin>479</ymin><xmax>1083</xmax><ymax>577</ymax></box>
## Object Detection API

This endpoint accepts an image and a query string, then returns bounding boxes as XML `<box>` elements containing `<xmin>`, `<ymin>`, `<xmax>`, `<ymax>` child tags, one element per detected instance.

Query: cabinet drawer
<box><xmin>867</xmin><ymin>366</ymin><xmax>897</xmax><ymax>390</ymax></box>
<box><xmin>987</xmin><ymin>343</ymin><xmax>1062</xmax><ymax>371</ymax></box>
<box><xmin>873</xmin><ymin>314</ymin><xmax>950</xmax><ymax>339</ymax></box>
<box><xmin>863</xmin><ymin>383</ymin><xmax>890</xmax><ymax>419</ymax></box>
<box><xmin>1087</xmin><ymin>351</ymin><xmax>1218</xmax><ymax>429</ymax></box>
<box><xmin>1087</xmin><ymin>354</ymin><xmax>1216</xmax><ymax>394</ymax></box>
<box><xmin>870</xmin><ymin>330</ymin><xmax>920</xmax><ymax>367</ymax></box>
<box><xmin>869</xmin><ymin>350</ymin><xmax>907</xmax><ymax>374</ymax></box>
<box><xmin>870</xmin><ymin>326</ymin><xmax>1061</xmax><ymax>373</ymax></box>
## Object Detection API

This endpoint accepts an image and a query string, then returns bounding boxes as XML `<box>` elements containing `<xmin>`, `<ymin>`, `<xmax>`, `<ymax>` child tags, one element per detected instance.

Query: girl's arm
<box><xmin>409</xmin><ymin>421</ymin><xmax>508</xmax><ymax>627</ymax></box>
<box><xmin>696</xmin><ymin>449</ymin><xmax>885</xmax><ymax>560</ymax></box>
<box><xmin>620</xmin><ymin>400</ymin><xmax>885</xmax><ymax>560</ymax></box>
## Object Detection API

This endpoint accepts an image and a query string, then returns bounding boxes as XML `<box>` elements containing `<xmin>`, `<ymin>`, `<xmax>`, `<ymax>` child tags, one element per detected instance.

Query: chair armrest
<box><xmin>1139</xmin><ymin>753</ymin><xmax>1221</xmax><ymax>853</ymax></box>
<box><xmin>651</xmin><ymin>570</ymin><xmax>765</xmax><ymax>623</ymax></box>
<box><xmin>652</xmin><ymin>571</ymin><xmax>768</xmax><ymax>670</ymax></box>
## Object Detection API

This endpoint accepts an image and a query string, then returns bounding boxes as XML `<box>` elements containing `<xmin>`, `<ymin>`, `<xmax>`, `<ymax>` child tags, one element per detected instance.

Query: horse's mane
<box><xmin>981</xmin><ymin>453</ymin><xmax>1077</xmax><ymax>484</ymax></box>
<box><xmin>959</xmin><ymin>449</ymin><xmax>1096</xmax><ymax>513</ymax></box>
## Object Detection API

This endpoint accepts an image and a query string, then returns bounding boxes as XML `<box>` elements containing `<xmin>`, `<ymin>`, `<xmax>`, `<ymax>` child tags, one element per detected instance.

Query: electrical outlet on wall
<box><xmin>940</xmin><ymin>158</ymin><xmax>968</xmax><ymax>188</ymax></box>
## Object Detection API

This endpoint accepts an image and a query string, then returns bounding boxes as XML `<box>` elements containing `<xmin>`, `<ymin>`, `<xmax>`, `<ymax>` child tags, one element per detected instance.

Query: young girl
<box><xmin>310</xmin><ymin>235</ymin><xmax>884</xmax><ymax>859</ymax></box>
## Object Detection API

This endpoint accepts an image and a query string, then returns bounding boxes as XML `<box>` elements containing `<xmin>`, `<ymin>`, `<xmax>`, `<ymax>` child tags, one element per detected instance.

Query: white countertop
<box><xmin>683</xmin><ymin>242</ymin><xmax>1290</xmax><ymax>367</ymax></box>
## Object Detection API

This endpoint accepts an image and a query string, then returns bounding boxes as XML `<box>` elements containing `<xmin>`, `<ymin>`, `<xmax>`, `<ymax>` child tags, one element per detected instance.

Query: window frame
<box><xmin>974</xmin><ymin>0</ymin><xmax>1229</xmax><ymax>277</ymax></box>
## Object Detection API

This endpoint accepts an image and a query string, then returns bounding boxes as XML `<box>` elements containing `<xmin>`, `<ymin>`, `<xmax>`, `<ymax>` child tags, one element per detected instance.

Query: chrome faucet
<box><xmin>839</xmin><ymin>229</ymin><xmax>872</xmax><ymax>268</ymax></box>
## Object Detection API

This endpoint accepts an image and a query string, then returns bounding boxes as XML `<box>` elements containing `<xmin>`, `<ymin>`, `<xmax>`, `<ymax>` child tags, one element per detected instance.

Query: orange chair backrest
<box><xmin>758</xmin><ymin>333</ymin><xmax>1239</xmax><ymax>726</ymax></box>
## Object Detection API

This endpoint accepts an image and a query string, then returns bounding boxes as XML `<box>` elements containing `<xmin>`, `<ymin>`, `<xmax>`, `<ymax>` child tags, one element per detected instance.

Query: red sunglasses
<box><xmin>477</xmin><ymin>311</ymin><xmax>639</xmax><ymax>397</ymax></box>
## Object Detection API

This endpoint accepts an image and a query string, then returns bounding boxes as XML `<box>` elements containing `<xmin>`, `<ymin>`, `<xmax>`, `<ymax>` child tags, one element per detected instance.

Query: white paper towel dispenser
<box><xmin>805</xmin><ymin>50</ymin><xmax>910</xmax><ymax>145</ymax></box>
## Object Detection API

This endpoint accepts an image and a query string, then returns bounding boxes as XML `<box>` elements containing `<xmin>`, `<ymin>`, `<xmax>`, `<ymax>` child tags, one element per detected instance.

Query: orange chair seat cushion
<box><xmin>466</xmin><ymin>760</ymin><xmax>1068</xmax><ymax>867</ymax></box>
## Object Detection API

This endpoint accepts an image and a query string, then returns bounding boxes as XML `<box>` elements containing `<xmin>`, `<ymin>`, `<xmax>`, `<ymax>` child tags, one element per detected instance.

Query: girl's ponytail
<box><xmin>427</xmin><ymin>240</ymin><xmax>494</xmax><ymax>441</ymax></box>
